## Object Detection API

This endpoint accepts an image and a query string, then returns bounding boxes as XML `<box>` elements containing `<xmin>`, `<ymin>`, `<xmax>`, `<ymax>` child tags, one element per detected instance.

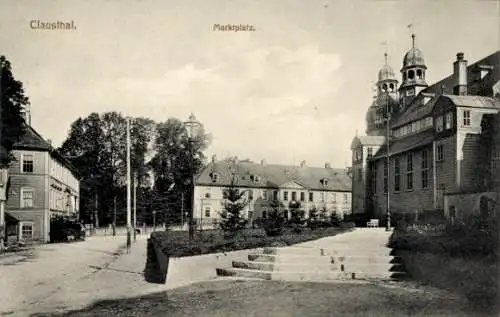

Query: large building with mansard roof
<box><xmin>193</xmin><ymin>158</ymin><xmax>352</xmax><ymax>228</ymax></box>
<box><xmin>351</xmin><ymin>33</ymin><xmax>500</xmax><ymax>224</ymax></box>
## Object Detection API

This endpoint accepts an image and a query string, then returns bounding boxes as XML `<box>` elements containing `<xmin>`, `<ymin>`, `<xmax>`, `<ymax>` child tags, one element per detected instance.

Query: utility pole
<box><xmin>133</xmin><ymin>171</ymin><xmax>137</xmax><ymax>241</ymax></box>
<box><xmin>126</xmin><ymin>118</ymin><xmax>131</xmax><ymax>252</ymax></box>
<box><xmin>113</xmin><ymin>195</ymin><xmax>116</xmax><ymax>236</ymax></box>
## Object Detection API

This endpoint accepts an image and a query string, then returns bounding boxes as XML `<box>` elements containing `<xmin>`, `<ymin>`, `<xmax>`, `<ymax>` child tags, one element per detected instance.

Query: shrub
<box><xmin>306</xmin><ymin>207</ymin><xmax>320</xmax><ymax>230</ymax></box>
<box><xmin>219</xmin><ymin>176</ymin><xmax>249</xmax><ymax>237</ymax></box>
<box><xmin>329</xmin><ymin>211</ymin><xmax>343</xmax><ymax>227</ymax></box>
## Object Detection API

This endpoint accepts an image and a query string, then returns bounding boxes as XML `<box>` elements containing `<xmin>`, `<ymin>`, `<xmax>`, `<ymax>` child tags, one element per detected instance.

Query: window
<box><xmin>344</xmin><ymin>194</ymin><xmax>348</xmax><ymax>203</ymax></box>
<box><xmin>222</xmin><ymin>190</ymin><xmax>229</xmax><ymax>199</ymax></box>
<box><xmin>20</xmin><ymin>222</ymin><xmax>34</xmax><ymax>240</ymax></box>
<box><xmin>408</xmin><ymin>70</ymin><xmax>415</xmax><ymax>80</ymax></box>
<box><xmin>417</xmin><ymin>69</ymin><xmax>423</xmax><ymax>79</ymax></box>
<box><xmin>300</xmin><ymin>192</ymin><xmax>305</xmax><ymax>202</ymax></box>
<box><xmin>321</xmin><ymin>178</ymin><xmax>329</xmax><ymax>187</ymax></box>
<box><xmin>273</xmin><ymin>191</ymin><xmax>278</xmax><ymax>200</ymax></box>
<box><xmin>412</xmin><ymin>121</ymin><xmax>418</xmax><ymax>132</ymax></box>
<box><xmin>283</xmin><ymin>191</ymin><xmax>289</xmax><ymax>201</ymax></box>
<box><xmin>309</xmin><ymin>192</ymin><xmax>314</xmax><ymax>202</ymax></box>
<box><xmin>262</xmin><ymin>208</ymin><xmax>267</xmax><ymax>219</ymax></box>
<box><xmin>262</xmin><ymin>190</ymin><xmax>267</xmax><ymax>200</ymax></box>
<box><xmin>248</xmin><ymin>190</ymin><xmax>254</xmax><ymax>200</ymax></box>
<box><xmin>21</xmin><ymin>188</ymin><xmax>34</xmax><ymax>208</ymax></box>
<box><xmin>22</xmin><ymin>154</ymin><xmax>34</xmax><ymax>173</ymax></box>
<box><xmin>210</xmin><ymin>173</ymin><xmax>219</xmax><ymax>183</ymax></box>
<box><xmin>437</xmin><ymin>144</ymin><xmax>444</xmax><ymax>161</ymax></box>
<box><xmin>383</xmin><ymin>160</ymin><xmax>388</xmax><ymax>193</ymax></box>
<box><xmin>321</xmin><ymin>192</ymin><xmax>325</xmax><ymax>202</ymax></box>
<box><xmin>422</xmin><ymin>149</ymin><xmax>430</xmax><ymax>189</ymax></box>
<box><xmin>291</xmin><ymin>191</ymin><xmax>297</xmax><ymax>202</ymax></box>
<box><xmin>463</xmin><ymin>110</ymin><xmax>471</xmax><ymax>126</ymax></box>
<box><xmin>367</xmin><ymin>147</ymin><xmax>373</xmax><ymax>160</ymax></box>
<box><xmin>394</xmin><ymin>157</ymin><xmax>401</xmax><ymax>192</ymax></box>
<box><xmin>435</xmin><ymin>115</ymin><xmax>444</xmax><ymax>132</ymax></box>
<box><xmin>205</xmin><ymin>192</ymin><xmax>211</xmax><ymax>198</ymax></box>
<box><xmin>250</xmin><ymin>175</ymin><xmax>260</xmax><ymax>183</ymax></box>
<box><xmin>406</xmin><ymin>88</ymin><xmax>415</xmax><ymax>96</ymax></box>
<box><xmin>406</xmin><ymin>153</ymin><xmax>413</xmax><ymax>190</ymax></box>
<box><xmin>332</xmin><ymin>193</ymin><xmax>336</xmax><ymax>203</ymax></box>
<box><xmin>445</xmin><ymin>112</ymin><xmax>453</xmax><ymax>129</ymax></box>
<box><xmin>204</xmin><ymin>207</ymin><xmax>211</xmax><ymax>218</ymax></box>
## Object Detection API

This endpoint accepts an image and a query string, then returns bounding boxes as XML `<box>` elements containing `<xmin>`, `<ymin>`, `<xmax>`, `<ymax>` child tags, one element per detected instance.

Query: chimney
<box><xmin>300</xmin><ymin>160</ymin><xmax>306</xmax><ymax>167</ymax></box>
<box><xmin>260</xmin><ymin>159</ymin><xmax>266</xmax><ymax>165</ymax></box>
<box><xmin>453</xmin><ymin>52</ymin><xmax>468</xmax><ymax>96</ymax></box>
<box><xmin>325</xmin><ymin>163</ymin><xmax>331</xmax><ymax>169</ymax></box>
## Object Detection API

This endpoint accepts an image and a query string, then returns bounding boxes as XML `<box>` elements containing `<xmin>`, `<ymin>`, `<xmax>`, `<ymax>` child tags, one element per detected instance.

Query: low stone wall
<box><xmin>145</xmin><ymin>237</ymin><xmax>261</xmax><ymax>288</ymax></box>
<box><xmin>399</xmin><ymin>250</ymin><xmax>499</xmax><ymax>310</ymax></box>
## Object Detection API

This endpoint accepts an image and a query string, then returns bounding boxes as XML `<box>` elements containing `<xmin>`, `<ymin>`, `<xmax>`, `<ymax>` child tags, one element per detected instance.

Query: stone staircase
<box><xmin>216</xmin><ymin>229</ymin><xmax>407</xmax><ymax>282</ymax></box>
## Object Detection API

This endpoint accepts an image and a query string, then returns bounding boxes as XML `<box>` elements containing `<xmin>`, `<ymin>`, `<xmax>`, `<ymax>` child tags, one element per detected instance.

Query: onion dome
<box><xmin>402</xmin><ymin>34</ymin><xmax>425</xmax><ymax>68</ymax></box>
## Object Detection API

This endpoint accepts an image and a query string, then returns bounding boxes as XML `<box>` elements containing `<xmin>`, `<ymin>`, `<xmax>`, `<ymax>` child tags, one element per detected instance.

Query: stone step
<box><xmin>233</xmin><ymin>260</ymin><xmax>335</xmax><ymax>272</ymax></box>
<box><xmin>232</xmin><ymin>260</ymin><xmax>274</xmax><ymax>271</ymax></box>
<box><xmin>324</xmin><ymin>248</ymin><xmax>394</xmax><ymax>257</ymax></box>
<box><xmin>216</xmin><ymin>268</ymin><xmax>272</xmax><ymax>280</ymax></box>
<box><xmin>216</xmin><ymin>267</ymin><xmax>408</xmax><ymax>281</ymax></box>
<box><xmin>333</xmin><ymin>263</ymin><xmax>405</xmax><ymax>273</ymax></box>
<box><xmin>248</xmin><ymin>254</ymin><xmax>277</xmax><ymax>262</ymax></box>
<box><xmin>263</xmin><ymin>247</ymin><xmax>323</xmax><ymax>256</ymax></box>
<box><xmin>331</xmin><ymin>255</ymin><xmax>401</xmax><ymax>264</ymax></box>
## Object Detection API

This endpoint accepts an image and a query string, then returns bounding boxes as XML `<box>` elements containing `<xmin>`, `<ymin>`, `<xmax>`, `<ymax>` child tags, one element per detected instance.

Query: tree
<box><xmin>149</xmin><ymin>117</ymin><xmax>211</xmax><ymax>225</ymax></box>
<box><xmin>58</xmin><ymin>112</ymin><xmax>154</xmax><ymax>227</ymax></box>
<box><xmin>263</xmin><ymin>200</ymin><xmax>286</xmax><ymax>236</ymax></box>
<box><xmin>0</xmin><ymin>56</ymin><xmax>28</xmax><ymax>167</ymax></box>
<box><xmin>307</xmin><ymin>206</ymin><xmax>320</xmax><ymax>230</ymax></box>
<box><xmin>219</xmin><ymin>175</ymin><xmax>249</xmax><ymax>237</ymax></box>
<box><xmin>288</xmin><ymin>201</ymin><xmax>306</xmax><ymax>233</ymax></box>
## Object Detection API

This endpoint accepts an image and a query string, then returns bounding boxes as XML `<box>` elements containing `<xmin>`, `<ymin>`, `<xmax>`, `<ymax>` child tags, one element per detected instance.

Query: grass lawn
<box><xmin>48</xmin><ymin>279</ymin><xmax>492</xmax><ymax>317</ymax></box>
<box><xmin>151</xmin><ymin>225</ymin><xmax>353</xmax><ymax>257</ymax></box>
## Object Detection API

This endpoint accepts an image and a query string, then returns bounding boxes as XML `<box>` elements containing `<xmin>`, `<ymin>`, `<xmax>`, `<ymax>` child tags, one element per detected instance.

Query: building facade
<box><xmin>193</xmin><ymin>159</ymin><xmax>352</xmax><ymax>228</ymax></box>
<box><xmin>351</xmin><ymin>34</ymin><xmax>499</xmax><ymax>222</ymax></box>
<box><xmin>5</xmin><ymin>125</ymin><xmax>80</xmax><ymax>243</ymax></box>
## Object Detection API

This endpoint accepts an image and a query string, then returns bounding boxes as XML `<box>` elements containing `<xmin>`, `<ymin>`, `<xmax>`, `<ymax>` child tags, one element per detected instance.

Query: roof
<box><xmin>13</xmin><ymin>125</ymin><xmax>81</xmax><ymax>178</ymax></box>
<box><xmin>391</xmin><ymin>94</ymin><xmax>438</xmax><ymax>128</ymax></box>
<box><xmin>441</xmin><ymin>94</ymin><xmax>500</xmax><ymax>109</ymax></box>
<box><xmin>373</xmin><ymin>129</ymin><xmax>434</xmax><ymax>159</ymax></box>
<box><xmin>351</xmin><ymin>135</ymin><xmax>386</xmax><ymax>149</ymax></box>
<box><xmin>196</xmin><ymin>160</ymin><xmax>352</xmax><ymax>192</ymax></box>
<box><xmin>424</xmin><ymin>51</ymin><xmax>500</xmax><ymax>95</ymax></box>
<box><xmin>403</xmin><ymin>47</ymin><xmax>425</xmax><ymax>69</ymax></box>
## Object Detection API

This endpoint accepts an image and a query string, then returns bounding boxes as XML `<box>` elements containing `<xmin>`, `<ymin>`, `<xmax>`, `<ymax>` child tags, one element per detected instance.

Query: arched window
<box><xmin>389</xmin><ymin>83</ymin><xmax>395</xmax><ymax>92</ymax></box>
<box><xmin>408</xmin><ymin>70</ymin><xmax>415</xmax><ymax>80</ymax></box>
<box><xmin>417</xmin><ymin>69</ymin><xmax>423</xmax><ymax>79</ymax></box>
<box><xmin>382</xmin><ymin>84</ymin><xmax>388</xmax><ymax>92</ymax></box>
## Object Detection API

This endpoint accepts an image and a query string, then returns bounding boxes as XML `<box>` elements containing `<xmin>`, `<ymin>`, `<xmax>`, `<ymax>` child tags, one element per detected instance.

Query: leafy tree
<box><xmin>149</xmin><ymin>117</ymin><xmax>211</xmax><ymax>225</ymax></box>
<box><xmin>0</xmin><ymin>56</ymin><xmax>28</xmax><ymax>167</ymax></box>
<box><xmin>263</xmin><ymin>200</ymin><xmax>286</xmax><ymax>237</ymax></box>
<box><xmin>330</xmin><ymin>210</ymin><xmax>343</xmax><ymax>227</ymax></box>
<box><xmin>219</xmin><ymin>175</ymin><xmax>249</xmax><ymax>237</ymax></box>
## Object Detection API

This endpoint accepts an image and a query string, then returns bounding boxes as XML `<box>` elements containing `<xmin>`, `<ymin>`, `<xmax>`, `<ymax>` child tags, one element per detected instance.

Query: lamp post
<box><xmin>183</xmin><ymin>114</ymin><xmax>202</xmax><ymax>240</ymax></box>
<box><xmin>0</xmin><ymin>63</ymin><xmax>4</xmax><ymax>253</ymax></box>
<box><xmin>133</xmin><ymin>171</ymin><xmax>137</xmax><ymax>241</ymax></box>
<box><xmin>385</xmin><ymin>89</ymin><xmax>392</xmax><ymax>231</ymax></box>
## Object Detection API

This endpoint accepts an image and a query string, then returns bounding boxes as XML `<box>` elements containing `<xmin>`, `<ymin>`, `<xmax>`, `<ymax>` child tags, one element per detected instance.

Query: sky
<box><xmin>1</xmin><ymin>0</ymin><xmax>499</xmax><ymax>168</ymax></box>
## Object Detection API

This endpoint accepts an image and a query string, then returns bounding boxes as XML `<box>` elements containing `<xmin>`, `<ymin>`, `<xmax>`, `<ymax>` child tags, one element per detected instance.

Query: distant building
<box><xmin>5</xmin><ymin>116</ymin><xmax>80</xmax><ymax>243</ymax></box>
<box><xmin>194</xmin><ymin>158</ymin><xmax>352</xmax><ymax>228</ymax></box>
<box><xmin>351</xmin><ymin>32</ymin><xmax>499</xmax><ymax>223</ymax></box>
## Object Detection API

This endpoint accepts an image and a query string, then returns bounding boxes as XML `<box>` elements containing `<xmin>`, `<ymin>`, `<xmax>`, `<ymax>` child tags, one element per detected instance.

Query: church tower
<box><xmin>399</xmin><ymin>33</ymin><xmax>428</xmax><ymax>109</ymax></box>
<box><xmin>366</xmin><ymin>52</ymin><xmax>399</xmax><ymax>136</ymax></box>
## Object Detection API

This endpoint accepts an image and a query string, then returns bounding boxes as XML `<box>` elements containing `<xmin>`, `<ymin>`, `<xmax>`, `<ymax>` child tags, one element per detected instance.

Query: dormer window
<box><xmin>209</xmin><ymin>172</ymin><xmax>219</xmax><ymax>183</ymax></box>
<box><xmin>250</xmin><ymin>174</ymin><xmax>260</xmax><ymax>183</ymax></box>
<box><xmin>320</xmin><ymin>178</ymin><xmax>329</xmax><ymax>187</ymax></box>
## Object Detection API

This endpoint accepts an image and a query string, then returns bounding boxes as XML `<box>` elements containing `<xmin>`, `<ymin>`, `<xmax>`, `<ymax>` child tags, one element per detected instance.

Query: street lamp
<box><xmin>183</xmin><ymin>113</ymin><xmax>202</xmax><ymax>240</ymax></box>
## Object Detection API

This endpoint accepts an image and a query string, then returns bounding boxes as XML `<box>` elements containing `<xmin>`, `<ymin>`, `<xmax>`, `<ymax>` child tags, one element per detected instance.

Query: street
<box><xmin>0</xmin><ymin>235</ymin><xmax>135</xmax><ymax>316</ymax></box>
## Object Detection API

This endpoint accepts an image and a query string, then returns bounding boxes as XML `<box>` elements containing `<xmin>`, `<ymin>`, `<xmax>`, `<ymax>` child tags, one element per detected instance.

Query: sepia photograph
<box><xmin>0</xmin><ymin>0</ymin><xmax>499</xmax><ymax>316</ymax></box>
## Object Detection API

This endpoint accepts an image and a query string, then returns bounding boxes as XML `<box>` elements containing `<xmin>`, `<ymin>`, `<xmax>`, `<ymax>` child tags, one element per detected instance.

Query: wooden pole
<box><xmin>0</xmin><ymin>63</ymin><xmax>4</xmax><ymax>252</ymax></box>
<box><xmin>126</xmin><ymin>119</ymin><xmax>131</xmax><ymax>252</ymax></box>
<box><xmin>133</xmin><ymin>172</ymin><xmax>137</xmax><ymax>241</ymax></box>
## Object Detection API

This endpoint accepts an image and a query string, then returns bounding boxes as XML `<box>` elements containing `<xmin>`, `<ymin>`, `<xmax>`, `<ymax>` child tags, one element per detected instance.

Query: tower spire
<box><xmin>384</xmin><ymin>52</ymin><xmax>388</xmax><ymax>64</ymax></box>
<box><xmin>411</xmin><ymin>33</ymin><xmax>416</xmax><ymax>48</ymax></box>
